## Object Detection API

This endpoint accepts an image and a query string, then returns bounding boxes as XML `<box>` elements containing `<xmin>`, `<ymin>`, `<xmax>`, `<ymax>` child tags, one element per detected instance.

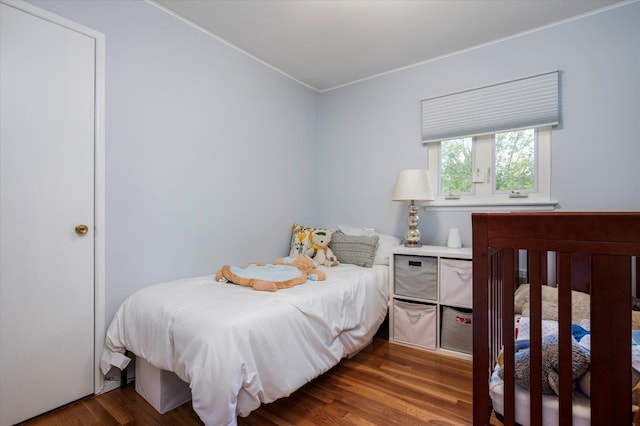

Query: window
<box><xmin>427</xmin><ymin>126</ymin><xmax>552</xmax><ymax>206</ymax></box>
<box><xmin>440</xmin><ymin>137</ymin><xmax>472</xmax><ymax>195</ymax></box>
<box><xmin>494</xmin><ymin>128</ymin><xmax>536</xmax><ymax>193</ymax></box>
<box><xmin>421</xmin><ymin>71</ymin><xmax>558</xmax><ymax>208</ymax></box>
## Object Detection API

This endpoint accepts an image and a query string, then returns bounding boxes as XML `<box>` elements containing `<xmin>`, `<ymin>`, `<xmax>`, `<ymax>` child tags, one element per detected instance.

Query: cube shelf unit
<box><xmin>389</xmin><ymin>245</ymin><xmax>473</xmax><ymax>359</ymax></box>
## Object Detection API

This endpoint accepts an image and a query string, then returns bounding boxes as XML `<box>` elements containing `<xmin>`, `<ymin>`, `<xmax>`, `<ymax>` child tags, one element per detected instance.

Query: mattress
<box><xmin>100</xmin><ymin>263</ymin><xmax>388</xmax><ymax>426</ymax></box>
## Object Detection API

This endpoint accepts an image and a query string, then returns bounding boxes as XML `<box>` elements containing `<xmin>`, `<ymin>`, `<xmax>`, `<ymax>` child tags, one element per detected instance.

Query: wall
<box><xmin>28</xmin><ymin>0</ymin><xmax>319</xmax><ymax>322</ymax></box>
<box><xmin>27</xmin><ymin>0</ymin><xmax>640</xmax><ymax>320</ymax></box>
<box><xmin>318</xmin><ymin>1</ymin><xmax>640</xmax><ymax>247</ymax></box>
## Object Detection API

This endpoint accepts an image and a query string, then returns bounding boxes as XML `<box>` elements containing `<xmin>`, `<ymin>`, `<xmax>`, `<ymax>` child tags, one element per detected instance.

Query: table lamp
<box><xmin>392</xmin><ymin>169</ymin><xmax>434</xmax><ymax>247</ymax></box>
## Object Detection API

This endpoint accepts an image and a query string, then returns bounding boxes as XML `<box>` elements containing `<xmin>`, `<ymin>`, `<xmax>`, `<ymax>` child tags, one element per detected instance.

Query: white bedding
<box><xmin>100</xmin><ymin>263</ymin><xmax>389</xmax><ymax>425</ymax></box>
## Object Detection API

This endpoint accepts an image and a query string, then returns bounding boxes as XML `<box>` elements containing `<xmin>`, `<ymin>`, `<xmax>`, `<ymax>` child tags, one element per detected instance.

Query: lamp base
<box><xmin>403</xmin><ymin>201</ymin><xmax>422</xmax><ymax>247</ymax></box>
<box><xmin>403</xmin><ymin>241</ymin><xmax>422</xmax><ymax>248</ymax></box>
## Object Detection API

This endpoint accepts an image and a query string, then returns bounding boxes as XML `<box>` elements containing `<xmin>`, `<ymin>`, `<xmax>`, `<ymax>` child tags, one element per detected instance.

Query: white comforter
<box><xmin>100</xmin><ymin>264</ymin><xmax>388</xmax><ymax>425</ymax></box>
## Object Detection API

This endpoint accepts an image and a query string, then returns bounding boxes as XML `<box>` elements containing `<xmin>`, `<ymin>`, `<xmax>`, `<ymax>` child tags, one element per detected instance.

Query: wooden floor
<box><xmin>23</xmin><ymin>335</ymin><xmax>490</xmax><ymax>425</ymax></box>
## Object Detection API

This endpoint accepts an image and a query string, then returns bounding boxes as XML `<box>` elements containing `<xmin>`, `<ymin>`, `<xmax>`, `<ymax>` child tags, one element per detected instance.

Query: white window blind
<box><xmin>421</xmin><ymin>71</ymin><xmax>559</xmax><ymax>143</ymax></box>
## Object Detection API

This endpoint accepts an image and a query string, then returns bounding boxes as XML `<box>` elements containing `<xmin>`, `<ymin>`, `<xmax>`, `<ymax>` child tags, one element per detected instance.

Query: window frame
<box><xmin>426</xmin><ymin>126</ymin><xmax>555</xmax><ymax>210</ymax></box>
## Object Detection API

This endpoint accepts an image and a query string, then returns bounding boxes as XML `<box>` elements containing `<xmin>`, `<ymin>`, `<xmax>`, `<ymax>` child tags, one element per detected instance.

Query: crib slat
<box><xmin>528</xmin><ymin>251</ymin><xmax>543</xmax><ymax>426</ymax></box>
<box><xmin>633</xmin><ymin>256</ymin><xmax>640</xmax><ymax>297</ymax></box>
<box><xmin>492</xmin><ymin>248</ymin><xmax>502</xmax><ymax>380</ymax></box>
<box><xmin>570</xmin><ymin>253</ymin><xmax>590</xmax><ymax>294</ymax></box>
<box><xmin>557</xmin><ymin>253</ymin><xmax>573</xmax><ymax>425</ymax></box>
<box><xmin>472</xmin><ymin>213</ymin><xmax>491</xmax><ymax>425</ymax></box>
<box><xmin>494</xmin><ymin>249</ymin><xmax>502</xmax><ymax>364</ymax></box>
<box><xmin>527</xmin><ymin>251</ymin><xmax>548</xmax><ymax>286</ymax></box>
<box><xmin>590</xmin><ymin>254</ymin><xmax>631</xmax><ymax>425</ymax></box>
<box><xmin>502</xmin><ymin>248</ymin><xmax>516</xmax><ymax>426</ymax></box>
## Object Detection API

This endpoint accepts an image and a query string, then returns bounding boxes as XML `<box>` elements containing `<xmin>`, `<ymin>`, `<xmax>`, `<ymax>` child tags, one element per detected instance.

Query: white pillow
<box><xmin>337</xmin><ymin>225</ymin><xmax>401</xmax><ymax>265</ymax></box>
<box><xmin>373</xmin><ymin>233</ymin><xmax>401</xmax><ymax>265</ymax></box>
<box><xmin>337</xmin><ymin>224</ymin><xmax>375</xmax><ymax>236</ymax></box>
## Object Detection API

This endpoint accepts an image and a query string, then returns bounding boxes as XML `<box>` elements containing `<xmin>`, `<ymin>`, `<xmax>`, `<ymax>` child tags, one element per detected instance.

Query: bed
<box><xmin>100</xmin><ymin>262</ymin><xmax>389</xmax><ymax>426</ymax></box>
<box><xmin>472</xmin><ymin>212</ymin><xmax>640</xmax><ymax>426</ymax></box>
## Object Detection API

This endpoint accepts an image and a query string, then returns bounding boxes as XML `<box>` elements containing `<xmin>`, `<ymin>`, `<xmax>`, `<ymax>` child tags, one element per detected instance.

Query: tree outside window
<box><xmin>428</xmin><ymin>127</ymin><xmax>550</xmax><ymax>205</ymax></box>
<box><xmin>494</xmin><ymin>129</ymin><xmax>536</xmax><ymax>192</ymax></box>
<box><xmin>440</xmin><ymin>137</ymin><xmax>472</xmax><ymax>194</ymax></box>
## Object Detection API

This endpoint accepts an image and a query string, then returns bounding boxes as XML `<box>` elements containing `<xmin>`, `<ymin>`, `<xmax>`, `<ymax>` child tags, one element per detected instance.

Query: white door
<box><xmin>0</xmin><ymin>3</ymin><xmax>96</xmax><ymax>424</ymax></box>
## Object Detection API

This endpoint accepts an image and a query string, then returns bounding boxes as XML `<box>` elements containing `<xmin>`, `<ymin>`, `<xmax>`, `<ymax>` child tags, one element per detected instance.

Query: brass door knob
<box><xmin>75</xmin><ymin>224</ymin><xmax>89</xmax><ymax>235</ymax></box>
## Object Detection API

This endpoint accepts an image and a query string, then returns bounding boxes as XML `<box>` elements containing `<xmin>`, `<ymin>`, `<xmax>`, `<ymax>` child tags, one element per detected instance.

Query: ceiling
<box><xmin>152</xmin><ymin>0</ymin><xmax>626</xmax><ymax>92</ymax></box>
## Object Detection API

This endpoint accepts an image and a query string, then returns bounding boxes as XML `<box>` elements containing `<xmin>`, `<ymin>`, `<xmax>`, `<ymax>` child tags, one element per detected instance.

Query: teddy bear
<box><xmin>305</xmin><ymin>229</ymin><xmax>339</xmax><ymax>267</ymax></box>
<box><xmin>497</xmin><ymin>333</ymin><xmax>590</xmax><ymax>395</ymax></box>
<box><xmin>215</xmin><ymin>255</ymin><xmax>326</xmax><ymax>292</ymax></box>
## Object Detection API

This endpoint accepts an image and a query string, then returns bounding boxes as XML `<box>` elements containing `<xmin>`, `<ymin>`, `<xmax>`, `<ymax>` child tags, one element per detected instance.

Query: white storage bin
<box><xmin>135</xmin><ymin>357</ymin><xmax>192</xmax><ymax>414</ymax></box>
<box><xmin>394</xmin><ymin>255</ymin><xmax>437</xmax><ymax>300</ymax></box>
<box><xmin>440</xmin><ymin>306</ymin><xmax>473</xmax><ymax>354</ymax></box>
<box><xmin>439</xmin><ymin>258</ymin><xmax>472</xmax><ymax>307</ymax></box>
<box><xmin>393</xmin><ymin>300</ymin><xmax>437</xmax><ymax>349</ymax></box>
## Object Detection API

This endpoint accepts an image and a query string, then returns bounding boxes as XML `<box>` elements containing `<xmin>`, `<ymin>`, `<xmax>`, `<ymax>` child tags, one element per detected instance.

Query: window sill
<box><xmin>424</xmin><ymin>199</ymin><xmax>558</xmax><ymax>212</ymax></box>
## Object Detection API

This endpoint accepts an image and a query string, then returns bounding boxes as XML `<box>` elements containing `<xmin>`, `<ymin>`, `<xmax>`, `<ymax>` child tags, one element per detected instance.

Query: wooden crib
<box><xmin>472</xmin><ymin>212</ymin><xmax>640</xmax><ymax>425</ymax></box>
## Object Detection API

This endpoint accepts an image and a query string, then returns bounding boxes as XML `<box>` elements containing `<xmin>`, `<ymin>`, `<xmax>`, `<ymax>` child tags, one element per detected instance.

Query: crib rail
<box><xmin>472</xmin><ymin>212</ymin><xmax>640</xmax><ymax>426</ymax></box>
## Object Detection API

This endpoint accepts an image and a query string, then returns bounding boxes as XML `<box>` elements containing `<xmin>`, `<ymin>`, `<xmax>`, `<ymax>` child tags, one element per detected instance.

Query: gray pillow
<box><xmin>329</xmin><ymin>231</ymin><xmax>379</xmax><ymax>268</ymax></box>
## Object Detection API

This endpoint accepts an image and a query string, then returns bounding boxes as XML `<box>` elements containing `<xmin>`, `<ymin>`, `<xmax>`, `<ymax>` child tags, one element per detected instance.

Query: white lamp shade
<box><xmin>392</xmin><ymin>169</ymin><xmax>434</xmax><ymax>201</ymax></box>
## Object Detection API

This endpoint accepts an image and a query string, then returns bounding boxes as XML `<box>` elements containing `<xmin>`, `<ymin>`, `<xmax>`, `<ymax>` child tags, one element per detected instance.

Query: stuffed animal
<box><xmin>305</xmin><ymin>229</ymin><xmax>340</xmax><ymax>267</ymax></box>
<box><xmin>578</xmin><ymin>368</ymin><xmax>640</xmax><ymax>402</ymax></box>
<box><xmin>497</xmin><ymin>334</ymin><xmax>590</xmax><ymax>395</ymax></box>
<box><xmin>215</xmin><ymin>255</ymin><xmax>326</xmax><ymax>292</ymax></box>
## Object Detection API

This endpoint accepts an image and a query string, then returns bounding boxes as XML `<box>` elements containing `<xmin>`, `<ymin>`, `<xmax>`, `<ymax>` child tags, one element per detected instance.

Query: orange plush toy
<box><xmin>215</xmin><ymin>255</ymin><xmax>326</xmax><ymax>292</ymax></box>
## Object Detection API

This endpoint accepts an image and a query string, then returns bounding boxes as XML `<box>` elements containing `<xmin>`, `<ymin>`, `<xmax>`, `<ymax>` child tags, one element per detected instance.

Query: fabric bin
<box><xmin>394</xmin><ymin>255</ymin><xmax>437</xmax><ymax>300</ymax></box>
<box><xmin>440</xmin><ymin>306</ymin><xmax>473</xmax><ymax>354</ymax></box>
<box><xmin>439</xmin><ymin>258</ymin><xmax>473</xmax><ymax>307</ymax></box>
<box><xmin>393</xmin><ymin>300</ymin><xmax>437</xmax><ymax>349</ymax></box>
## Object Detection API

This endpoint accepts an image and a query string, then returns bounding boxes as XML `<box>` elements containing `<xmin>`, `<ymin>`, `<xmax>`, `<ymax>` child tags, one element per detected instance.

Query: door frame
<box><xmin>2</xmin><ymin>0</ymin><xmax>106</xmax><ymax>394</ymax></box>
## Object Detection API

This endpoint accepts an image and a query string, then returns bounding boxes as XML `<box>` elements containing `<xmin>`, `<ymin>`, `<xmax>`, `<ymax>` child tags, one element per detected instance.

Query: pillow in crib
<box><xmin>514</xmin><ymin>284</ymin><xmax>561</xmax><ymax>313</ymax></box>
<box><xmin>569</xmin><ymin>290</ymin><xmax>591</xmax><ymax>323</ymax></box>
<box><xmin>634</xmin><ymin>312</ymin><xmax>640</xmax><ymax>330</ymax></box>
<box><xmin>514</xmin><ymin>284</ymin><xmax>530</xmax><ymax>314</ymax></box>
<box><xmin>522</xmin><ymin>300</ymin><xmax>559</xmax><ymax>321</ymax></box>
<box><xmin>514</xmin><ymin>283</ymin><xmax>591</xmax><ymax>323</ymax></box>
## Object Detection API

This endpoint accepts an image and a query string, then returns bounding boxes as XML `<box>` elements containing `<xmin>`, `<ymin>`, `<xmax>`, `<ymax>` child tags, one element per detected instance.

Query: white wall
<box><xmin>28</xmin><ymin>0</ymin><xmax>640</xmax><ymax>322</ymax></box>
<box><xmin>29</xmin><ymin>0</ymin><xmax>319</xmax><ymax>322</ymax></box>
<box><xmin>318</xmin><ymin>1</ymin><xmax>640</xmax><ymax>247</ymax></box>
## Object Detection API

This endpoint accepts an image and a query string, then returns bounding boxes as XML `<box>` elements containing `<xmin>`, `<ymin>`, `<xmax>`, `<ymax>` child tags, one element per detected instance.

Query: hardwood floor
<box><xmin>23</xmin><ymin>335</ymin><xmax>488</xmax><ymax>425</ymax></box>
